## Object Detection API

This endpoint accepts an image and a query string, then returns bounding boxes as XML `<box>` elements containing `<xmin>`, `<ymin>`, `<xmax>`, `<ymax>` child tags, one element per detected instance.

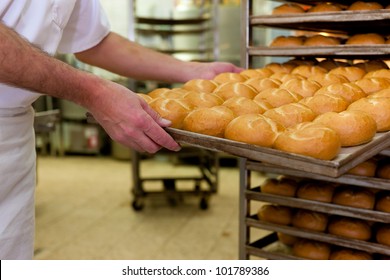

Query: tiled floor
<box><xmin>34</xmin><ymin>152</ymin><xmax>267</xmax><ymax>260</ymax></box>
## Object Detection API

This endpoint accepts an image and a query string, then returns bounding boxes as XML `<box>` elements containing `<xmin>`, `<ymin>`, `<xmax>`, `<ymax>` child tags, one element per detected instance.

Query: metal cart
<box><xmin>130</xmin><ymin>146</ymin><xmax>219</xmax><ymax>211</ymax></box>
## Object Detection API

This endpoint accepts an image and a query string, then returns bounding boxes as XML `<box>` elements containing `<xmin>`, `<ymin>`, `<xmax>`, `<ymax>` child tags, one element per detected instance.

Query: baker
<box><xmin>0</xmin><ymin>0</ymin><xmax>242</xmax><ymax>259</ymax></box>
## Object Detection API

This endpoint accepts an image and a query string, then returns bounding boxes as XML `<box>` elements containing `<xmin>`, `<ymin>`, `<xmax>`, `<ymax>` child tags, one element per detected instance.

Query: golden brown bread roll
<box><xmin>263</xmin><ymin>103</ymin><xmax>316</xmax><ymax>128</ymax></box>
<box><xmin>182</xmin><ymin>105</ymin><xmax>235</xmax><ymax>137</ymax></box>
<box><xmin>291</xmin><ymin>65</ymin><xmax>328</xmax><ymax>79</ymax></box>
<box><xmin>265</xmin><ymin>62</ymin><xmax>295</xmax><ymax>74</ymax></box>
<box><xmin>308</xmin><ymin>3</ymin><xmax>343</xmax><ymax>13</ymax></box>
<box><xmin>332</xmin><ymin>186</ymin><xmax>375</xmax><ymax>209</ymax></box>
<box><xmin>347</xmin><ymin>159</ymin><xmax>377</xmax><ymax>177</ymax></box>
<box><xmin>272</xmin><ymin>3</ymin><xmax>306</xmax><ymax>14</ymax></box>
<box><xmin>292</xmin><ymin>209</ymin><xmax>328</xmax><ymax>232</ymax></box>
<box><xmin>313</xmin><ymin>110</ymin><xmax>377</xmax><ymax>146</ymax></box>
<box><xmin>317</xmin><ymin>59</ymin><xmax>351</xmax><ymax>71</ymax></box>
<box><xmin>183</xmin><ymin>91</ymin><xmax>223</xmax><ymax>108</ymax></box>
<box><xmin>270</xmin><ymin>36</ymin><xmax>304</xmax><ymax>47</ymax></box>
<box><xmin>279</xmin><ymin>78</ymin><xmax>321</xmax><ymax>97</ymax></box>
<box><xmin>347</xmin><ymin>97</ymin><xmax>390</xmax><ymax>131</ymax></box>
<box><xmin>244</xmin><ymin>77</ymin><xmax>281</xmax><ymax>92</ymax></box>
<box><xmin>364</xmin><ymin>69</ymin><xmax>390</xmax><ymax>80</ymax></box>
<box><xmin>254</xmin><ymin>88</ymin><xmax>303</xmax><ymax>108</ymax></box>
<box><xmin>376</xmin><ymin>224</ymin><xmax>390</xmax><ymax>246</ymax></box>
<box><xmin>308</xmin><ymin>73</ymin><xmax>349</xmax><ymax>86</ymax></box>
<box><xmin>303</xmin><ymin>35</ymin><xmax>341</xmax><ymax>46</ymax></box>
<box><xmin>328</xmin><ymin>217</ymin><xmax>371</xmax><ymax>241</ymax></box>
<box><xmin>376</xmin><ymin>161</ymin><xmax>390</xmax><ymax>179</ymax></box>
<box><xmin>269</xmin><ymin>72</ymin><xmax>305</xmax><ymax>83</ymax></box>
<box><xmin>354</xmin><ymin>77</ymin><xmax>390</xmax><ymax>95</ymax></box>
<box><xmin>329</xmin><ymin>248</ymin><xmax>372</xmax><ymax>260</ymax></box>
<box><xmin>182</xmin><ymin>79</ymin><xmax>218</xmax><ymax>93</ymax></box>
<box><xmin>354</xmin><ymin>60</ymin><xmax>389</xmax><ymax>72</ymax></box>
<box><xmin>277</xmin><ymin>232</ymin><xmax>299</xmax><ymax>246</ymax></box>
<box><xmin>224</xmin><ymin>114</ymin><xmax>285</xmax><ymax>147</ymax></box>
<box><xmin>328</xmin><ymin>66</ymin><xmax>366</xmax><ymax>82</ymax></box>
<box><xmin>348</xmin><ymin>1</ymin><xmax>384</xmax><ymax>11</ymax></box>
<box><xmin>240</xmin><ymin>68</ymin><xmax>274</xmax><ymax>79</ymax></box>
<box><xmin>222</xmin><ymin>96</ymin><xmax>264</xmax><ymax>116</ymax></box>
<box><xmin>252</xmin><ymin>98</ymin><xmax>274</xmax><ymax>112</ymax></box>
<box><xmin>273</xmin><ymin>122</ymin><xmax>341</xmax><ymax>160</ymax></box>
<box><xmin>257</xmin><ymin>204</ymin><xmax>293</xmax><ymax>225</ymax></box>
<box><xmin>213</xmin><ymin>82</ymin><xmax>258</xmax><ymax>100</ymax></box>
<box><xmin>314</xmin><ymin>83</ymin><xmax>366</xmax><ymax>103</ymax></box>
<box><xmin>149</xmin><ymin>98</ymin><xmax>193</xmax><ymax>129</ymax></box>
<box><xmin>346</xmin><ymin>33</ymin><xmax>386</xmax><ymax>45</ymax></box>
<box><xmin>292</xmin><ymin>239</ymin><xmax>331</xmax><ymax>260</ymax></box>
<box><xmin>300</xmin><ymin>93</ymin><xmax>349</xmax><ymax>115</ymax></box>
<box><xmin>261</xmin><ymin>177</ymin><xmax>298</xmax><ymax>197</ymax></box>
<box><xmin>375</xmin><ymin>192</ymin><xmax>390</xmax><ymax>212</ymax></box>
<box><xmin>296</xmin><ymin>180</ymin><xmax>335</xmax><ymax>203</ymax></box>
<box><xmin>213</xmin><ymin>72</ymin><xmax>247</xmax><ymax>84</ymax></box>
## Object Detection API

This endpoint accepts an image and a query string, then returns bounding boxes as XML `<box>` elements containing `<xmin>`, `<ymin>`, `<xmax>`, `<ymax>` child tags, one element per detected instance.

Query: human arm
<box><xmin>74</xmin><ymin>32</ymin><xmax>243</xmax><ymax>83</ymax></box>
<box><xmin>0</xmin><ymin>22</ymin><xmax>180</xmax><ymax>153</ymax></box>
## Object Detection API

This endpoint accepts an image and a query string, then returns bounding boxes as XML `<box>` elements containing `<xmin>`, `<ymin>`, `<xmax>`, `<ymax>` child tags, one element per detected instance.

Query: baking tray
<box><xmin>245</xmin><ymin>161</ymin><xmax>390</xmax><ymax>191</ymax></box>
<box><xmin>166</xmin><ymin>128</ymin><xmax>390</xmax><ymax>178</ymax></box>
<box><xmin>246</xmin><ymin>187</ymin><xmax>390</xmax><ymax>223</ymax></box>
<box><xmin>247</xmin><ymin>216</ymin><xmax>390</xmax><ymax>256</ymax></box>
<box><xmin>250</xmin><ymin>10</ymin><xmax>390</xmax><ymax>34</ymax></box>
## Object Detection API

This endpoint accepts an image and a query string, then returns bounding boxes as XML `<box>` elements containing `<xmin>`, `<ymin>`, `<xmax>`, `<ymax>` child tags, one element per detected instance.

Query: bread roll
<box><xmin>376</xmin><ymin>161</ymin><xmax>390</xmax><ymax>179</ymax></box>
<box><xmin>261</xmin><ymin>177</ymin><xmax>298</xmax><ymax>197</ymax></box>
<box><xmin>183</xmin><ymin>79</ymin><xmax>218</xmax><ymax>93</ymax></box>
<box><xmin>376</xmin><ymin>224</ymin><xmax>390</xmax><ymax>246</ymax></box>
<box><xmin>332</xmin><ymin>186</ymin><xmax>375</xmax><ymax>209</ymax></box>
<box><xmin>354</xmin><ymin>77</ymin><xmax>390</xmax><ymax>95</ymax></box>
<box><xmin>313</xmin><ymin>110</ymin><xmax>377</xmax><ymax>146</ymax></box>
<box><xmin>213</xmin><ymin>72</ymin><xmax>247</xmax><ymax>84</ymax></box>
<box><xmin>292</xmin><ymin>209</ymin><xmax>328</xmax><ymax>232</ymax></box>
<box><xmin>346</xmin><ymin>33</ymin><xmax>386</xmax><ymax>45</ymax></box>
<box><xmin>213</xmin><ymin>82</ymin><xmax>258</xmax><ymax>100</ymax></box>
<box><xmin>257</xmin><ymin>204</ymin><xmax>293</xmax><ymax>225</ymax></box>
<box><xmin>244</xmin><ymin>77</ymin><xmax>281</xmax><ymax>92</ymax></box>
<box><xmin>252</xmin><ymin>98</ymin><xmax>274</xmax><ymax>112</ymax></box>
<box><xmin>183</xmin><ymin>91</ymin><xmax>223</xmax><ymax>108</ymax></box>
<box><xmin>364</xmin><ymin>69</ymin><xmax>390</xmax><ymax>80</ymax></box>
<box><xmin>329</xmin><ymin>248</ymin><xmax>372</xmax><ymax>260</ymax></box>
<box><xmin>300</xmin><ymin>93</ymin><xmax>349</xmax><ymax>115</ymax></box>
<box><xmin>149</xmin><ymin>98</ymin><xmax>193</xmax><ymax>129</ymax></box>
<box><xmin>274</xmin><ymin>122</ymin><xmax>341</xmax><ymax>160</ymax></box>
<box><xmin>375</xmin><ymin>192</ymin><xmax>390</xmax><ymax>212</ymax></box>
<box><xmin>354</xmin><ymin>60</ymin><xmax>389</xmax><ymax>72</ymax></box>
<box><xmin>224</xmin><ymin>114</ymin><xmax>285</xmax><ymax>147</ymax></box>
<box><xmin>270</xmin><ymin>36</ymin><xmax>304</xmax><ymax>47</ymax></box>
<box><xmin>254</xmin><ymin>88</ymin><xmax>303</xmax><ymax>108</ymax></box>
<box><xmin>328</xmin><ymin>217</ymin><xmax>371</xmax><ymax>241</ymax></box>
<box><xmin>291</xmin><ymin>65</ymin><xmax>328</xmax><ymax>79</ymax></box>
<box><xmin>347</xmin><ymin>97</ymin><xmax>390</xmax><ymax>131</ymax></box>
<box><xmin>296</xmin><ymin>180</ymin><xmax>335</xmax><ymax>203</ymax></box>
<box><xmin>240</xmin><ymin>68</ymin><xmax>274</xmax><ymax>79</ymax></box>
<box><xmin>308</xmin><ymin>3</ymin><xmax>343</xmax><ymax>13</ymax></box>
<box><xmin>367</xmin><ymin>88</ymin><xmax>390</xmax><ymax>98</ymax></box>
<box><xmin>328</xmin><ymin>66</ymin><xmax>366</xmax><ymax>82</ymax></box>
<box><xmin>304</xmin><ymin>35</ymin><xmax>341</xmax><ymax>46</ymax></box>
<box><xmin>222</xmin><ymin>96</ymin><xmax>264</xmax><ymax>116</ymax></box>
<box><xmin>292</xmin><ymin>239</ymin><xmax>331</xmax><ymax>260</ymax></box>
<box><xmin>279</xmin><ymin>79</ymin><xmax>321</xmax><ymax>98</ymax></box>
<box><xmin>277</xmin><ymin>232</ymin><xmax>299</xmax><ymax>246</ymax></box>
<box><xmin>263</xmin><ymin>103</ymin><xmax>316</xmax><ymax>128</ymax></box>
<box><xmin>317</xmin><ymin>59</ymin><xmax>350</xmax><ymax>71</ymax></box>
<box><xmin>314</xmin><ymin>83</ymin><xmax>366</xmax><ymax>103</ymax></box>
<box><xmin>269</xmin><ymin>73</ymin><xmax>305</xmax><ymax>83</ymax></box>
<box><xmin>272</xmin><ymin>3</ymin><xmax>306</xmax><ymax>14</ymax></box>
<box><xmin>347</xmin><ymin>159</ymin><xmax>377</xmax><ymax>177</ymax></box>
<box><xmin>182</xmin><ymin>106</ymin><xmax>235</xmax><ymax>137</ymax></box>
<box><xmin>308</xmin><ymin>73</ymin><xmax>349</xmax><ymax>86</ymax></box>
<box><xmin>348</xmin><ymin>1</ymin><xmax>383</xmax><ymax>11</ymax></box>
<box><xmin>265</xmin><ymin>62</ymin><xmax>296</xmax><ymax>73</ymax></box>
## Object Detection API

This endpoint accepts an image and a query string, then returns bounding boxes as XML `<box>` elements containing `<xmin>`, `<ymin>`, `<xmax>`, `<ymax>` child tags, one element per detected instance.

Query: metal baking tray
<box><xmin>166</xmin><ymin>128</ymin><xmax>390</xmax><ymax>178</ymax></box>
<box><xmin>250</xmin><ymin>10</ymin><xmax>390</xmax><ymax>34</ymax></box>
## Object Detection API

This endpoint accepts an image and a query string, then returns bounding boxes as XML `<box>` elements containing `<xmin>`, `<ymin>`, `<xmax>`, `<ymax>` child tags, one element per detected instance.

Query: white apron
<box><xmin>0</xmin><ymin>107</ymin><xmax>36</xmax><ymax>259</ymax></box>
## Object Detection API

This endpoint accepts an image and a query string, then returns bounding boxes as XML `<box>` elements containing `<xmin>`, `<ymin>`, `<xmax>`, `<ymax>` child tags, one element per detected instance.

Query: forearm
<box><xmin>0</xmin><ymin>23</ymin><xmax>105</xmax><ymax>110</ymax></box>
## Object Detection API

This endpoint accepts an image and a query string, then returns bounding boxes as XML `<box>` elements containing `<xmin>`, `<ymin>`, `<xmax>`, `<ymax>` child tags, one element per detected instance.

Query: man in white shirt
<box><xmin>0</xmin><ymin>0</ymin><xmax>242</xmax><ymax>259</ymax></box>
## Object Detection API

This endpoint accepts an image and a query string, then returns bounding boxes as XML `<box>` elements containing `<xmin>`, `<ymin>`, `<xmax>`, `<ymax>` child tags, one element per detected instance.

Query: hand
<box><xmin>87</xmin><ymin>80</ymin><xmax>181</xmax><ymax>153</ymax></box>
<box><xmin>185</xmin><ymin>61</ymin><xmax>245</xmax><ymax>81</ymax></box>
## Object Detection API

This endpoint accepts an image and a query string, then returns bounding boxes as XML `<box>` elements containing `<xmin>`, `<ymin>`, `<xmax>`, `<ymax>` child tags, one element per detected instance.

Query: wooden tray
<box><xmin>166</xmin><ymin>128</ymin><xmax>390</xmax><ymax>178</ymax></box>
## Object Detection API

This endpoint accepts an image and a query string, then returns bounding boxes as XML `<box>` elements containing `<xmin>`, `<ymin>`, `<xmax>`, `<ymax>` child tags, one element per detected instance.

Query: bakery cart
<box><xmin>239</xmin><ymin>0</ymin><xmax>390</xmax><ymax>259</ymax></box>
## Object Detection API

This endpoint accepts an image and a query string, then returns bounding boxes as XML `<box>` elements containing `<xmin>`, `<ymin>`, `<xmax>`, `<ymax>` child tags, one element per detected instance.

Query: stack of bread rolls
<box><xmin>144</xmin><ymin>58</ymin><xmax>390</xmax><ymax>160</ymax></box>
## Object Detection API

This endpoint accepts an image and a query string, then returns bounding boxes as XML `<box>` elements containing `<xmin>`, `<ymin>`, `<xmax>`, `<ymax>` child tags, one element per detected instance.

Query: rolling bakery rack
<box><xmin>238</xmin><ymin>0</ymin><xmax>390</xmax><ymax>259</ymax></box>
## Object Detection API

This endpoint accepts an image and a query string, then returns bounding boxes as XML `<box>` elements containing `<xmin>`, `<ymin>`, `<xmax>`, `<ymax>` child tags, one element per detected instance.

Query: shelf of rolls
<box><xmin>235</xmin><ymin>0</ymin><xmax>390</xmax><ymax>260</ymax></box>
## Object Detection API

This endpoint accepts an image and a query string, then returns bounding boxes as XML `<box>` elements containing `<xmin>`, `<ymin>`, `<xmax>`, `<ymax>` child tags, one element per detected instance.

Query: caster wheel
<box><xmin>131</xmin><ymin>200</ymin><xmax>144</xmax><ymax>211</ymax></box>
<box><xmin>200</xmin><ymin>197</ymin><xmax>209</xmax><ymax>210</ymax></box>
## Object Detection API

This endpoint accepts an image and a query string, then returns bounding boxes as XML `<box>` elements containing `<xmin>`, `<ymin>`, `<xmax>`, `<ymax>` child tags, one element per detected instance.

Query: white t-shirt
<box><xmin>0</xmin><ymin>0</ymin><xmax>111</xmax><ymax>108</ymax></box>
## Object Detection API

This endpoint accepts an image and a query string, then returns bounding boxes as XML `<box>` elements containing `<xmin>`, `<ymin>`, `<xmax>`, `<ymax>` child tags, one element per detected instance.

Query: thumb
<box><xmin>142</xmin><ymin>102</ymin><xmax>172</xmax><ymax>127</ymax></box>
